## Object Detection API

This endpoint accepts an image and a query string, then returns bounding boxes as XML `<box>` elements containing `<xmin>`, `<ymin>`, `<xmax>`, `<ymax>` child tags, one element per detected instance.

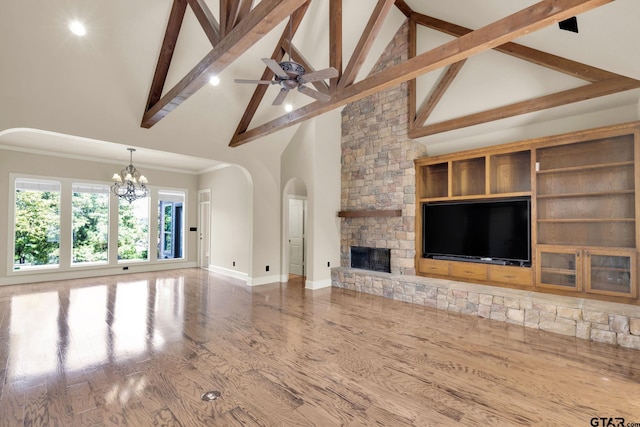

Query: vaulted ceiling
<box><xmin>144</xmin><ymin>0</ymin><xmax>640</xmax><ymax>147</ymax></box>
<box><xmin>1</xmin><ymin>0</ymin><xmax>639</xmax><ymax>167</ymax></box>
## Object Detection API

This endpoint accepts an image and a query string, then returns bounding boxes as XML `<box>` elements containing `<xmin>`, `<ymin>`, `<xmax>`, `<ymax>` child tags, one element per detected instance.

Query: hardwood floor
<box><xmin>0</xmin><ymin>268</ymin><xmax>639</xmax><ymax>426</ymax></box>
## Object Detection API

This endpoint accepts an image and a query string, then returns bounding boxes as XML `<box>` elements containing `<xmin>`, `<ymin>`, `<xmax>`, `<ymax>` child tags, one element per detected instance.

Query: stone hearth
<box><xmin>332</xmin><ymin>267</ymin><xmax>640</xmax><ymax>350</ymax></box>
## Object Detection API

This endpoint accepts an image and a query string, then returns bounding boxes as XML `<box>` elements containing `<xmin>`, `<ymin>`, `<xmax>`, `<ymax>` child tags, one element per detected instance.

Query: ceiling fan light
<box><xmin>284</xmin><ymin>103</ymin><xmax>293</xmax><ymax>112</ymax></box>
<box><xmin>209</xmin><ymin>75</ymin><xmax>220</xmax><ymax>86</ymax></box>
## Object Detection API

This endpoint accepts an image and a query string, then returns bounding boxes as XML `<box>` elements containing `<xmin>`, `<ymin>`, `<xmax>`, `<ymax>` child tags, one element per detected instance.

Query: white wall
<box><xmin>310</xmin><ymin>110</ymin><xmax>342</xmax><ymax>287</ymax></box>
<box><xmin>281</xmin><ymin>110</ymin><xmax>342</xmax><ymax>289</ymax></box>
<box><xmin>198</xmin><ymin>165</ymin><xmax>251</xmax><ymax>281</ymax></box>
<box><xmin>0</xmin><ymin>149</ymin><xmax>198</xmax><ymax>285</ymax></box>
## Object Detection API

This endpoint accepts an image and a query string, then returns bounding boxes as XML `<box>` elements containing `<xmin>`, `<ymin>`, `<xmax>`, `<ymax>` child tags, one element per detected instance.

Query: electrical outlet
<box><xmin>233</xmin><ymin>261</ymin><xmax>235</xmax><ymax>266</ymax></box>
<box><xmin>327</xmin><ymin>261</ymin><xmax>330</xmax><ymax>267</ymax></box>
<box><xmin>122</xmin><ymin>266</ymin><xmax>129</xmax><ymax>270</ymax></box>
<box><xmin>266</xmin><ymin>265</ymin><xmax>269</xmax><ymax>272</ymax></box>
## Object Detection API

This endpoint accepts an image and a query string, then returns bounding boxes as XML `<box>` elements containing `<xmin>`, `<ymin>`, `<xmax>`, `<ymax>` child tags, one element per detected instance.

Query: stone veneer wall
<box><xmin>332</xmin><ymin>268</ymin><xmax>640</xmax><ymax>350</ymax></box>
<box><xmin>340</xmin><ymin>22</ymin><xmax>427</xmax><ymax>275</ymax></box>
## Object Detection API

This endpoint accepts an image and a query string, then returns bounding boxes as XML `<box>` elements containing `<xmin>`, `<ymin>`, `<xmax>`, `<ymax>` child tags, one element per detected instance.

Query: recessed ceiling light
<box><xmin>209</xmin><ymin>76</ymin><xmax>220</xmax><ymax>86</ymax></box>
<box><xmin>284</xmin><ymin>103</ymin><xmax>293</xmax><ymax>112</ymax></box>
<box><xmin>69</xmin><ymin>20</ymin><xmax>86</xmax><ymax>36</ymax></box>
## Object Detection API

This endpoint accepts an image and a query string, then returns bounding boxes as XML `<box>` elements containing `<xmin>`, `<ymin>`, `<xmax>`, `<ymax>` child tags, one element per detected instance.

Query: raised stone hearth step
<box><xmin>331</xmin><ymin>267</ymin><xmax>640</xmax><ymax>350</ymax></box>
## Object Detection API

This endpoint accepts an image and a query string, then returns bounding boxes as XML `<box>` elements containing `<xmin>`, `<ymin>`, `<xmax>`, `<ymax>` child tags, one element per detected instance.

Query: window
<box><xmin>14</xmin><ymin>179</ymin><xmax>61</xmax><ymax>270</ymax></box>
<box><xmin>158</xmin><ymin>191</ymin><xmax>185</xmax><ymax>259</ymax></box>
<box><xmin>72</xmin><ymin>183</ymin><xmax>109</xmax><ymax>265</ymax></box>
<box><xmin>118</xmin><ymin>197</ymin><xmax>149</xmax><ymax>261</ymax></box>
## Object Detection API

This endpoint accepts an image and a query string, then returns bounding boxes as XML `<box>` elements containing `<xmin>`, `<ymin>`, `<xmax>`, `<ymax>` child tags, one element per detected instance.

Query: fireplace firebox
<box><xmin>351</xmin><ymin>246</ymin><xmax>391</xmax><ymax>273</ymax></box>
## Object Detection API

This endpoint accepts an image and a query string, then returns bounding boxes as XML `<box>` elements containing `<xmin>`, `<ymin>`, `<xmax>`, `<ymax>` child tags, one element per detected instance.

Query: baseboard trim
<box><xmin>247</xmin><ymin>274</ymin><xmax>282</xmax><ymax>286</ymax></box>
<box><xmin>207</xmin><ymin>265</ymin><xmax>249</xmax><ymax>282</ymax></box>
<box><xmin>305</xmin><ymin>278</ymin><xmax>332</xmax><ymax>290</ymax></box>
<box><xmin>0</xmin><ymin>261</ymin><xmax>197</xmax><ymax>286</ymax></box>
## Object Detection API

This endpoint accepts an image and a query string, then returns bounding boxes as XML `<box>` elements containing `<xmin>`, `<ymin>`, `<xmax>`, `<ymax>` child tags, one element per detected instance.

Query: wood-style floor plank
<box><xmin>0</xmin><ymin>268</ymin><xmax>639</xmax><ymax>426</ymax></box>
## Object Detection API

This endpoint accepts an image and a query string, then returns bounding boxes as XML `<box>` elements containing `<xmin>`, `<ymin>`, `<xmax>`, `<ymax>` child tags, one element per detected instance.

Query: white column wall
<box><xmin>281</xmin><ymin>111</ymin><xmax>342</xmax><ymax>289</ymax></box>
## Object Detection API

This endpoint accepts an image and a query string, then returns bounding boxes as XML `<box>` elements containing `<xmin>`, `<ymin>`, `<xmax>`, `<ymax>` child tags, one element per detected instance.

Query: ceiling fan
<box><xmin>235</xmin><ymin>58</ymin><xmax>339</xmax><ymax>106</ymax></box>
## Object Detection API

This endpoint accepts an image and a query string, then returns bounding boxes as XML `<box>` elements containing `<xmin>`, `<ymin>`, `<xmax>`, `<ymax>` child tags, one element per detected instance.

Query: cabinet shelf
<box><xmin>536</xmin><ymin>160</ymin><xmax>634</xmax><ymax>175</ymax></box>
<box><xmin>592</xmin><ymin>266</ymin><xmax>631</xmax><ymax>273</ymax></box>
<box><xmin>420</xmin><ymin>191</ymin><xmax>531</xmax><ymax>203</ymax></box>
<box><xmin>540</xmin><ymin>267</ymin><xmax>576</xmax><ymax>276</ymax></box>
<box><xmin>537</xmin><ymin>190</ymin><xmax>635</xmax><ymax>199</ymax></box>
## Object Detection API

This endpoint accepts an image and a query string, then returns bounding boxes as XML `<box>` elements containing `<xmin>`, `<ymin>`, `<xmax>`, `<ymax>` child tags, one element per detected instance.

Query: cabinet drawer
<box><xmin>419</xmin><ymin>258</ymin><xmax>450</xmax><ymax>275</ymax></box>
<box><xmin>450</xmin><ymin>262</ymin><xmax>488</xmax><ymax>281</ymax></box>
<box><xmin>489</xmin><ymin>265</ymin><xmax>533</xmax><ymax>286</ymax></box>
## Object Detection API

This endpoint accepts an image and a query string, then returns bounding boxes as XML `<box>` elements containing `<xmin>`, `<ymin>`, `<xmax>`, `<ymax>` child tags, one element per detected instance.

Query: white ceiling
<box><xmin>1</xmin><ymin>0</ymin><xmax>638</xmax><ymax>168</ymax></box>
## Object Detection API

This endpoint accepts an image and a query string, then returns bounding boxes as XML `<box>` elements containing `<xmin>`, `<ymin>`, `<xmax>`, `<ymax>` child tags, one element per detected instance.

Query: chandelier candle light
<box><xmin>111</xmin><ymin>148</ymin><xmax>149</xmax><ymax>203</ymax></box>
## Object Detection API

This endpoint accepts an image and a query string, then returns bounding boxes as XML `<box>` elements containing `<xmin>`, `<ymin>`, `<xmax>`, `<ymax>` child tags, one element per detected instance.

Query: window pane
<box><xmin>14</xmin><ymin>179</ymin><xmax>61</xmax><ymax>269</ymax></box>
<box><xmin>118</xmin><ymin>198</ymin><xmax>149</xmax><ymax>261</ymax></box>
<box><xmin>158</xmin><ymin>191</ymin><xmax>185</xmax><ymax>260</ymax></box>
<box><xmin>72</xmin><ymin>185</ymin><xmax>109</xmax><ymax>264</ymax></box>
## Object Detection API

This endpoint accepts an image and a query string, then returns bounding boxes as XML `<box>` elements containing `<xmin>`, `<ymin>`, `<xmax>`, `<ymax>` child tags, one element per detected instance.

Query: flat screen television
<box><xmin>422</xmin><ymin>197</ymin><xmax>531</xmax><ymax>266</ymax></box>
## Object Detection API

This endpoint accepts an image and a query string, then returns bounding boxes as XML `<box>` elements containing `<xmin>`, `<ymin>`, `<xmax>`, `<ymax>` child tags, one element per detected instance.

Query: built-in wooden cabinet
<box><xmin>490</xmin><ymin>150</ymin><xmax>531</xmax><ymax>195</ymax></box>
<box><xmin>417</xmin><ymin>149</ymin><xmax>531</xmax><ymax>201</ymax></box>
<box><xmin>415</xmin><ymin>121</ymin><xmax>640</xmax><ymax>303</ymax></box>
<box><xmin>535</xmin><ymin>134</ymin><xmax>636</xmax><ymax>248</ymax></box>
<box><xmin>537</xmin><ymin>246</ymin><xmax>636</xmax><ymax>298</ymax></box>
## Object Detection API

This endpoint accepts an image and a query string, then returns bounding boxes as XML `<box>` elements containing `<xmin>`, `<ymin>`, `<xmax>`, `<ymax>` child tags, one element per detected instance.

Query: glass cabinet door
<box><xmin>586</xmin><ymin>250</ymin><xmax>636</xmax><ymax>297</ymax></box>
<box><xmin>536</xmin><ymin>247</ymin><xmax>581</xmax><ymax>291</ymax></box>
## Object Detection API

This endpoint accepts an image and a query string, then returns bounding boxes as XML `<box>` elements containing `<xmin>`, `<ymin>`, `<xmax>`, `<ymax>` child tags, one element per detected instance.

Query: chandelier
<box><xmin>111</xmin><ymin>148</ymin><xmax>149</xmax><ymax>203</ymax></box>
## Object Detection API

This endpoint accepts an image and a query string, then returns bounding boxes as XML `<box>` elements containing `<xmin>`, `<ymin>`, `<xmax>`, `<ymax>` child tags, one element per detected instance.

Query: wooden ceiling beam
<box><xmin>235</xmin><ymin>0</ymin><xmax>254</xmax><ymax>26</ymax></box>
<box><xmin>394</xmin><ymin>0</ymin><xmax>412</xmax><ymax>17</ymax></box>
<box><xmin>230</xmin><ymin>0</ymin><xmax>614</xmax><ymax>146</ymax></box>
<box><xmin>407</xmin><ymin>16</ymin><xmax>417</xmax><ymax>132</ymax></box>
<box><xmin>412</xmin><ymin>13</ymin><xmax>620</xmax><ymax>83</ymax></box>
<box><xmin>144</xmin><ymin>0</ymin><xmax>188</xmax><ymax>112</ymax></box>
<box><xmin>409</xmin><ymin>77</ymin><xmax>640</xmax><ymax>138</ymax></box>
<box><xmin>225</xmin><ymin>0</ymin><xmax>242</xmax><ymax>33</ymax></box>
<box><xmin>337</xmin><ymin>0</ymin><xmax>395</xmax><ymax>89</ymax></box>
<box><xmin>142</xmin><ymin>0</ymin><xmax>307</xmax><ymax>129</ymax></box>
<box><xmin>219</xmin><ymin>0</ymin><xmax>228</xmax><ymax>37</ymax></box>
<box><xmin>414</xmin><ymin>59</ymin><xmax>467</xmax><ymax>127</ymax></box>
<box><xmin>329</xmin><ymin>0</ymin><xmax>342</xmax><ymax>92</ymax></box>
<box><xmin>187</xmin><ymin>0</ymin><xmax>220</xmax><ymax>46</ymax></box>
<box><xmin>231</xmin><ymin>2</ymin><xmax>311</xmax><ymax>138</ymax></box>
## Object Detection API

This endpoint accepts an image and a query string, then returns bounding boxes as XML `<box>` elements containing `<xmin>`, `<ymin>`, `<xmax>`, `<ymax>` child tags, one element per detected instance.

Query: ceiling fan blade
<box><xmin>300</xmin><ymin>67</ymin><xmax>339</xmax><ymax>83</ymax></box>
<box><xmin>262</xmin><ymin>58</ymin><xmax>288</xmax><ymax>79</ymax></box>
<box><xmin>272</xmin><ymin>88</ymin><xmax>290</xmax><ymax>106</ymax></box>
<box><xmin>298</xmin><ymin>85</ymin><xmax>331</xmax><ymax>102</ymax></box>
<box><xmin>234</xmin><ymin>79</ymin><xmax>275</xmax><ymax>84</ymax></box>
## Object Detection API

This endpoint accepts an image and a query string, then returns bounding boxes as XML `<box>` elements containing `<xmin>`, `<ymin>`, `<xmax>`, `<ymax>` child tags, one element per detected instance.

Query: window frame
<box><xmin>8</xmin><ymin>173</ymin><xmax>190</xmax><ymax>276</ymax></box>
<box><xmin>157</xmin><ymin>190</ymin><xmax>186</xmax><ymax>261</ymax></box>
<box><xmin>12</xmin><ymin>176</ymin><xmax>62</xmax><ymax>272</ymax></box>
<box><xmin>71</xmin><ymin>182</ymin><xmax>111</xmax><ymax>267</ymax></box>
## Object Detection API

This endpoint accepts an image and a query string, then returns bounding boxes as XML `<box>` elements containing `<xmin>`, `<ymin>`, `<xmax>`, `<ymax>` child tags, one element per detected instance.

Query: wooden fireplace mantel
<box><xmin>337</xmin><ymin>210</ymin><xmax>402</xmax><ymax>218</ymax></box>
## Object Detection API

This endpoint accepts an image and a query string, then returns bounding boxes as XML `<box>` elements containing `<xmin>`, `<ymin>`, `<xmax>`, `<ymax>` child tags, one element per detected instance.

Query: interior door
<box><xmin>199</xmin><ymin>201</ymin><xmax>210</xmax><ymax>268</ymax></box>
<box><xmin>289</xmin><ymin>198</ymin><xmax>305</xmax><ymax>276</ymax></box>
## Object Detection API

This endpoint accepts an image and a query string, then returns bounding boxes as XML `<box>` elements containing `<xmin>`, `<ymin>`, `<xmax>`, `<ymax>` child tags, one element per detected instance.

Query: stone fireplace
<box><xmin>339</xmin><ymin>22</ymin><xmax>427</xmax><ymax>275</ymax></box>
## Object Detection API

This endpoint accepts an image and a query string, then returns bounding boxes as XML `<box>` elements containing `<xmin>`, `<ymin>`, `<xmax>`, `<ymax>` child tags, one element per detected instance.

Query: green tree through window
<box><xmin>118</xmin><ymin>198</ymin><xmax>149</xmax><ymax>261</ymax></box>
<box><xmin>72</xmin><ymin>185</ymin><xmax>109</xmax><ymax>263</ymax></box>
<box><xmin>14</xmin><ymin>180</ymin><xmax>61</xmax><ymax>268</ymax></box>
